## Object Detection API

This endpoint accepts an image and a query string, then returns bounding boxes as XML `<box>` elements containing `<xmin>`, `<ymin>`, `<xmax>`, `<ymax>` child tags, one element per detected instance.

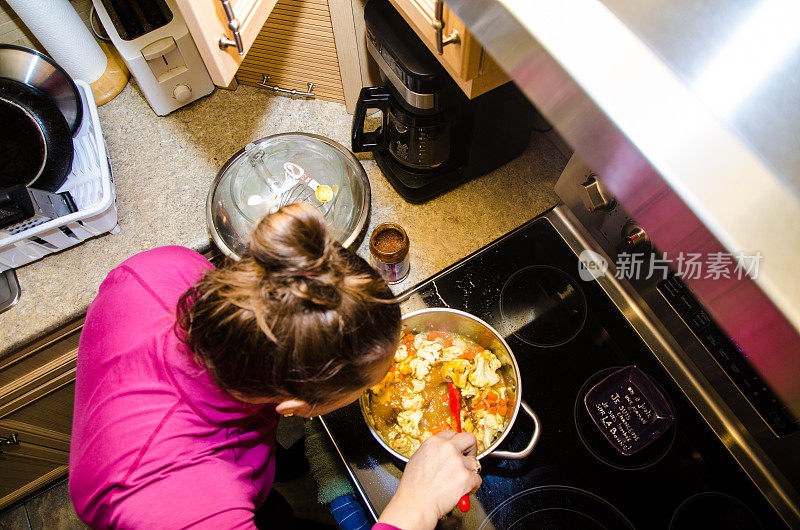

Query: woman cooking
<box><xmin>69</xmin><ymin>203</ymin><xmax>481</xmax><ymax>529</ymax></box>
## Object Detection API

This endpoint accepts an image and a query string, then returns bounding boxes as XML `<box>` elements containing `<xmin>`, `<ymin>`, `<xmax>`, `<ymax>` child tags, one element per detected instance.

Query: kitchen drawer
<box><xmin>0</xmin><ymin>321</ymin><xmax>80</xmax><ymax>418</ymax></box>
<box><xmin>0</xmin><ymin>382</ymin><xmax>75</xmax><ymax>452</ymax></box>
<box><xmin>0</xmin><ymin>381</ymin><xmax>75</xmax><ymax>510</ymax></box>
<box><xmin>386</xmin><ymin>0</ymin><xmax>508</xmax><ymax>98</ymax></box>
<box><xmin>236</xmin><ymin>0</ymin><xmax>352</xmax><ymax>106</ymax></box>
<box><xmin>0</xmin><ymin>439</ymin><xmax>68</xmax><ymax>510</ymax></box>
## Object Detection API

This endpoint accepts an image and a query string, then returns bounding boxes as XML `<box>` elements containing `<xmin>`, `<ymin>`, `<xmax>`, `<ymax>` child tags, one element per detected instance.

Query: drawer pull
<box><xmin>433</xmin><ymin>0</ymin><xmax>460</xmax><ymax>54</ymax></box>
<box><xmin>256</xmin><ymin>74</ymin><xmax>316</xmax><ymax>98</ymax></box>
<box><xmin>218</xmin><ymin>0</ymin><xmax>244</xmax><ymax>55</ymax></box>
<box><xmin>0</xmin><ymin>433</ymin><xmax>20</xmax><ymax>454</ymax></box>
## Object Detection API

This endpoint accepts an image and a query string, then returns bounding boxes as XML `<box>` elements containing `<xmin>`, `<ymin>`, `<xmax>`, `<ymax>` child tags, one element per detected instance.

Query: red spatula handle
<box><xmin>447</xmin><ymin>382</ymin><xmax>470</xmax><ymax>512</ymax></box>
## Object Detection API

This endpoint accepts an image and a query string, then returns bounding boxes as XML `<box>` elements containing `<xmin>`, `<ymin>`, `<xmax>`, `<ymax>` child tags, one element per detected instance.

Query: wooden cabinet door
<box><xmin>176</xmin><ymin>0</ymin><xmax>281</xmax><ymax>86</ymax></box>
<box><xmin>236</xmin><ymin>0</ymin><xmax>347</xmax><ymax>104</ymax></box>
<box><xmin>385</xmin><ymin>0</ymin><xmax>508</xmax><ymax>98</ymax></box>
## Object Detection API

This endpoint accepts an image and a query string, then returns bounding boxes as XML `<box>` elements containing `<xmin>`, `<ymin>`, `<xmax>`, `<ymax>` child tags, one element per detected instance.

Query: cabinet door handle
<box><xmin>218</xmin><ymin>0</ymin><xmax>245</xmax><ymax>55</ymax></box>
<box><xmin>257</xmin><ymin>75</ymin><xmax>316</xmax><ymax>98</ymax></box>
<box><xmin>0</xmin><ymin>433</ymin><xmax>20</xmax><ymax>454</ymax></box>
<box><xmin>433</xmin><ymin>0</ymin><xmax>460</xmax><ymax>54</ymax></box>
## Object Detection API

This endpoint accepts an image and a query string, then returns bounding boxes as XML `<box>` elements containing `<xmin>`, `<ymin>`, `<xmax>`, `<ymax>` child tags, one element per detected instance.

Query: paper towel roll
<box><xmin>6</xmin><ymin>0</ymin><xmax>107</xmax><ymax>83</ymax></box>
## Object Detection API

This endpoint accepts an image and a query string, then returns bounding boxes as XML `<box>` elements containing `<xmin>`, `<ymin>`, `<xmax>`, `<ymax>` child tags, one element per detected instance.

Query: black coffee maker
<box><xmin>351</xmin><ymin>0</ymin><xmax>535</xmax><ymax>203</ymax></box>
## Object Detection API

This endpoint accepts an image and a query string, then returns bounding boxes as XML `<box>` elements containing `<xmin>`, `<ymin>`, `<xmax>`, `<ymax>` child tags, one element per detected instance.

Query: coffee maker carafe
<box><xmin>352</xmin><ymin>0</ymin><xmax>535</xmax><ymax>203</ymax></box>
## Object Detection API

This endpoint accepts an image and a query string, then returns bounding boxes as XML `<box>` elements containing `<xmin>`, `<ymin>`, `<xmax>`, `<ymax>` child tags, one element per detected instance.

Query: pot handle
<box><xmin>487</xmin><ymin>400</ymin><xmax>541</xmax><ymax>460</ymax></box>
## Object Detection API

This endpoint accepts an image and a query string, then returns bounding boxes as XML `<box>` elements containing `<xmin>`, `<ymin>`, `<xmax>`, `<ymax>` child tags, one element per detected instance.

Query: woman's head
<box><xmin>177</xmin><ymin>203</ymin><xmax>400</xmax><ymax>415</ymax></box>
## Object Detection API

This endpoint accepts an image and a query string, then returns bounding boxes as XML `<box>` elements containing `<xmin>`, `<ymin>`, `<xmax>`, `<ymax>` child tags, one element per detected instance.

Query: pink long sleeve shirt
<box><xmin>69</xmin><ymin>246</ymin><xmax>400</xmax><ymax>530</ymax></box>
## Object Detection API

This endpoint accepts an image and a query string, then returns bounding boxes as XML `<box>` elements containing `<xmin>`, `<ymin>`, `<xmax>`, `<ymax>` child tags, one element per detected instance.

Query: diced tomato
<box><xmin>473</xmin><ymin>400</ymin><xmax>486</xmax><ymax>411</ymax></box>
<box><xmin>402</xmin><ymin>333</ymin><xmax>415</xmax><ymax>344</ymax></box>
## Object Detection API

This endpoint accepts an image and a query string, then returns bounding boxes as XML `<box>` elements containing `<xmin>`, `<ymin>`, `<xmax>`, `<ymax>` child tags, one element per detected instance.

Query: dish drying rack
<box><xmin>0</xmin><ymin>80</ymin><xmax>118</xmax><ymax>273</ymax></box>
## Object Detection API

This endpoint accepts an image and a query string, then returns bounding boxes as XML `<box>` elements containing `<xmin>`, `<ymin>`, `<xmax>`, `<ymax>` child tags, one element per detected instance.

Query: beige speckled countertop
<box><xmin>0</xmin><ymin>81</ymin><xmax>566</xmax><ymax>357</ymax></box>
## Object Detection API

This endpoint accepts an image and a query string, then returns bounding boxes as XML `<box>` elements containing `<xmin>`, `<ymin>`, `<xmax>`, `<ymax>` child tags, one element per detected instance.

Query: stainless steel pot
<box><xmin>360</xmin><ymin>307</ymin><xmax>541</xmax><ymax>462</ymax></box>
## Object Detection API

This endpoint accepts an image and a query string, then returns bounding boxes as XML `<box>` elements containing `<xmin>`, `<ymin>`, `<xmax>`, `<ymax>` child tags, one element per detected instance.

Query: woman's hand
<box><xmin>377</xmin><ymin>431</ymin><xmax>482</xmax><ymax>530</ymax></box>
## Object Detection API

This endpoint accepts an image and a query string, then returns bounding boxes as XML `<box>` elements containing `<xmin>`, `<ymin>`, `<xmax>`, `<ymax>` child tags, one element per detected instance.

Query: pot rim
<box><xmin>360</xmin><ymin>307</ymin><xmax>523</xmax><ymax>462</ymax></box>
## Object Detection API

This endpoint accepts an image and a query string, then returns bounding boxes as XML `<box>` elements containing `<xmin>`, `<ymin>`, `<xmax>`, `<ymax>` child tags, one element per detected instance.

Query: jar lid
<box><xmin>370</xmin><ymin>223</ymin><xmax>409</xmax><ymax>263</ymax></box>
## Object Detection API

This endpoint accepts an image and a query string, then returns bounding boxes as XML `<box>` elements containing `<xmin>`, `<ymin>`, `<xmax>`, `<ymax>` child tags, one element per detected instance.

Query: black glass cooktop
<box><xmin>322</xmin><ymin>215</ymin><xmax>785</xmax><ymax>529</ymax></box>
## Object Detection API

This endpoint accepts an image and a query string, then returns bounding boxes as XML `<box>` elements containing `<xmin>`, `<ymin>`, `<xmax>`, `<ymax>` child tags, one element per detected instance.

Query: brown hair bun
<box><xmin>177</xmin><ymin>203</ymin><xmax>400</xmax><ymax>406</ymax></box>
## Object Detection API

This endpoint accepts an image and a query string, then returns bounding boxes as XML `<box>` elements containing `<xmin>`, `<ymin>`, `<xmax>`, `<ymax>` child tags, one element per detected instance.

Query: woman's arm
<box><xmin>377</xmin><ymin>432</ymin><xmax>482</xmax><ymax>530</ymax></box>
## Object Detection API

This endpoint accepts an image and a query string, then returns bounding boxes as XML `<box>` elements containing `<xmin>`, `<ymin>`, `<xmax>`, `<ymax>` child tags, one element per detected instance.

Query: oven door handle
<box><xmin>488</xmin><ymin>400</ymin><xmax>541</xmax><ymax>460</ymax></box>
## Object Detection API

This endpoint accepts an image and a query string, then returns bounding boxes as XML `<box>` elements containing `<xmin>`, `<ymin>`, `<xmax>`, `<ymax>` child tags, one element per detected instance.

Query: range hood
<box><xmin>445</xmin><ymin>0</ymin><xmax>800</xmax><ymax>416</ymax></box>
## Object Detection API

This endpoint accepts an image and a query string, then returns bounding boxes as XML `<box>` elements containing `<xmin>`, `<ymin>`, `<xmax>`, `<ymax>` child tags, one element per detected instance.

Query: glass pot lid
<box><xmin>207</xmin><ymin>133</ymin><xmax>371</xmax><ymax>258</ymax></box>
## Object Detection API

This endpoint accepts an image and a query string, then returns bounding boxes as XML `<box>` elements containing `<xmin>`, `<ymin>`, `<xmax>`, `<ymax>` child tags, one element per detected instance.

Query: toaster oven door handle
<box><xmin>218</xmin><ymin>0</ymin><xmax>244</xmax><ymax>55</ymax></box>
<box><xmin>488</xmin><ymin>400</ymin><xmax>541</xmax><ymax>460</ymax></box>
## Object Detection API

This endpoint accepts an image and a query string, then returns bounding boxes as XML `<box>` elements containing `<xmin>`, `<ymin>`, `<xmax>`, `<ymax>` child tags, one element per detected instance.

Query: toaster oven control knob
<box><xmin>580</xmin><ymin>175</ymin><xmax>616</xmax><ymax>213</ymax></box>
<box><xmin>173</xmin><ymin>84</ymin><xmax>192</xmax><ymax>103</ymax></box>
<box><xmin>620</xmin><ymin>220</ymin><xmax>652</xmax><ymax>253</ymax></box>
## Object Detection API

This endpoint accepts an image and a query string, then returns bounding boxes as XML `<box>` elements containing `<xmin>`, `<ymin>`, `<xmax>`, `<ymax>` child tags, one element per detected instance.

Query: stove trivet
<box><xmin>574</xmin><ymin>367</ymin><xmax>676</xmax><ymax>470</ymax></box>
<box><xmin>669</xmin><ymin>492</ymin><xmax>763</xmax><ymax>530</ymax></box>
<box><xmin>499</xmin><ymin>265</ymin><xmax>587</xmax><ymax>347</ymax></box>
<box><xmin>478</xmin><ymin>485</ymin><xmax>634</xmax><ymax>530</ymax></box>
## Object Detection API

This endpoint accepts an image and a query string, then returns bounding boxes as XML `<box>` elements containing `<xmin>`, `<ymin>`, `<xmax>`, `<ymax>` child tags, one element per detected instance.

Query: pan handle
<box><xmin>487</xmin><ymin>400</ymin><xmax>541</xmax><ymax>460</ymax></box>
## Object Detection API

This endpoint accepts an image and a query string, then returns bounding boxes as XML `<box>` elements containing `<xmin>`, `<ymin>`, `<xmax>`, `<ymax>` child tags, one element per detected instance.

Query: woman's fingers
<box><xmin>451</xmin><ymin>432</ymin><xmax>479</xmax><ymax>456</ymax></box>
<box><xmin>463</xmin><ymin>454</ymin><xmax>481</xmax><ymax>474</ymax></box>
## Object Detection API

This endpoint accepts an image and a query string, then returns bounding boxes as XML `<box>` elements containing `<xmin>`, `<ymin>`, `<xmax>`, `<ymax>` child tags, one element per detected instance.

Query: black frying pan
<box><xmin>0</xmin><ymin>77</ymin><xmax>73</xmax><ymax>192</ymax></box>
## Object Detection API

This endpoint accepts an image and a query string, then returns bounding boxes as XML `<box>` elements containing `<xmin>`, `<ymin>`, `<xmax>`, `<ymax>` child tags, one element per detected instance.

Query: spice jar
<box><xmin>369</xmin><ymin>223</ymin><xmax>410</xmax><ymax>284</ymax></box>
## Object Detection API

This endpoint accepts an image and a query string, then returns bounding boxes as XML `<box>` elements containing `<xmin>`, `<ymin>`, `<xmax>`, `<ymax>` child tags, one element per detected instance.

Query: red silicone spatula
<box><xmin>447</xmin><ymin>381</ymin><xmax>471</xmax><ymax>512</ymax></box>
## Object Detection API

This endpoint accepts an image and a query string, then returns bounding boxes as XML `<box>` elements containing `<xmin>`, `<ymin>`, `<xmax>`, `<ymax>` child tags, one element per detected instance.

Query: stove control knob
<box><xmin>620</xmin><ymin>220</ymin><xmax>652</xmax><ymax>253</ymax></box>
<box><xmin>173</xmin><ymin>84</ymin><xmax>193</xmax><ymax>103</ymax></box>
<box><xmin>580</xmin><ymin>175</ymin><xmax>616</xmax><ymax>213</ymax></box>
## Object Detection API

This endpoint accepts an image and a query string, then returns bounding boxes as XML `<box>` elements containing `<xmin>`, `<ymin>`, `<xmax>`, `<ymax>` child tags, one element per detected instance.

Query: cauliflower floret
<box><xmin>460</xmin><ymin>381</ymin><xmax>478</xmax><ymax>398</ymax></box>
<box><xmin>416</xmin><ymin>342</ymin><xmax>442</xmax><ymax>363</ymax></box>
<box><xmin>397</xmin><ymin>409</ymin><xmax>423</xmax><ymax>437</ymax></box>
<box><xmin>475</xmin><ymin>410</ymin><xmax>504</xmax><ymax>448</ymax></box>
<box><xmin>462</xmin><ymin>416</ymin><xmax>474</xmax><ymax>433</ymax></box>
<box><xmin>440</xmin><ymin>359</ymin><xmax>472</xmax><ymax>388</ymax></box>
<box><xmin>440</xmin><ymin>345</ymin><xmax>462</xmax><ymax>362</ymax></box>
<box><xmin>410</xmin><ymin>357</ymin><xmax>431</xmax><ymax>379</ymax></box>
<box><xmin>401</xmin><ymin>392</ymin><xmax>424</xmax><ymax>411</ymax></box>
<box><xmin>468</xmin><ymin>350</ymin><xmax>501</xmax><ymax>388</ymax></box>
<box><xmin>394</xmin><ymin>344</ymin><xmax>409</xmax><ymax>362</ymax></box>
<box><xmin>390</xmin><ymin>434</ymin><xmax>421</xmax><ymax>456</ymax></box>
<box><xmin>411</xmin><ymin>378</ymin><xmax>425</xmax><ymax>392</ymax></box>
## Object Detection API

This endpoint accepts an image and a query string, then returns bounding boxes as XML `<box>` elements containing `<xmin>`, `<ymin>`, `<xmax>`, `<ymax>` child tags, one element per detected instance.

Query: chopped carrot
<box><xmin>486</xmin><ymin>391</ymin><xmax>499</xmax><ymax>403</ymax></box>
<box><xmin>402</xmin><ymin>333</ymin><xmax>415</xmax><ymax>344</ymax></box>
<box><xmin>498</xmin><ymin>405</ymin><xmax>508</xmax><ymax>416</ymax></box>
<box><xmin>444</xmin><ymin>337</ymin><xmax>453</xmax><ymax>347</ymax></box>
<box><xmin>427</xmin><ymin>331</ymin><xmax>448</xmax><ymax>341</ymax></box>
